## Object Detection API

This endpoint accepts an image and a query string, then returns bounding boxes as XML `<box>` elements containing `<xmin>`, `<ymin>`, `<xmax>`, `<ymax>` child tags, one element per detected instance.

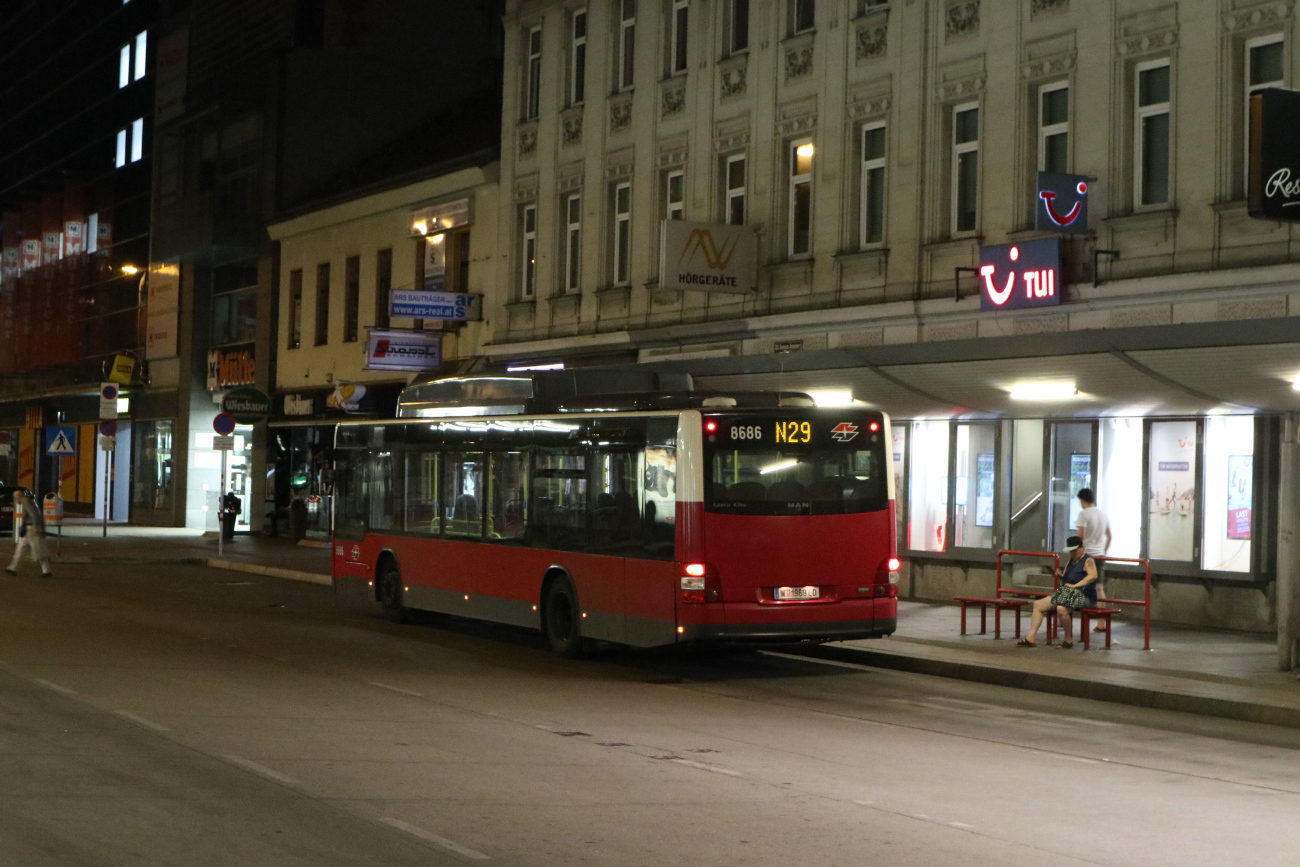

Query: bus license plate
<box><xmin>776</xmin><ymin>586</ymin><xmax>820</xmax><ymax>601</ymax></box>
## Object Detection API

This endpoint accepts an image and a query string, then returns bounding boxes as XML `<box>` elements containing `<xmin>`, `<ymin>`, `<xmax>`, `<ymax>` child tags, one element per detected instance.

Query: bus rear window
<box><xmin>706</xmin><ymin>447</ymin><xmax>886</xmax><ymax>516</ymax></box>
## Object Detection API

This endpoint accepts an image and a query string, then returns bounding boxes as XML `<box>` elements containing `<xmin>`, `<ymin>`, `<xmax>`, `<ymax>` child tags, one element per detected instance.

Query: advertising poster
<box><xmin>1068</xmin><ymin>454</ymin><xmax>1091</xmax><ymax>530</ymax></box>
<box><xmin>1148</xmin><ymin>420</ymin><xmax>1197</xmax><ymax>560</ymax></box>
<box><xmin>1227</xmin><ymin>454</ymin><xmax>1253</xmax><ymax>540</ymax></box>
<box><xmin>975</xmin><ymin>454</ymin><xmax>995</xmax><ymax>527</ymax></box>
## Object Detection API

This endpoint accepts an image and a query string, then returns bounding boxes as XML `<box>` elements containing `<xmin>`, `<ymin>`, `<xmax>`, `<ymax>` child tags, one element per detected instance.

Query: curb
<box><xmin>206</xmin><ymin>558</ymin><xmax>333</xmax><ymax>587</ymax></box>
<box><xmin>800</xmin><ymin>643</ymin><xmax>1300</xmax><ymax>731</ymax></box>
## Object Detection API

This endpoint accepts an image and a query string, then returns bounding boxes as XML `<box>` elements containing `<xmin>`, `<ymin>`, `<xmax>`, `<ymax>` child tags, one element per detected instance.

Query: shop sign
<box><xmin>978</xmin><ymin>238</ymin><xmax>1062</xmax><ymax>311</ymax></box>
<box><xmin>365</xmin><ymin>329</ymin><xmax>442</xmax><ymax>372</ymax></box>
<box><xmin>221</xmin><ymin>386</ymin><xmax>272</xmax><ymax>424</ymax></box>
<box><xmin>146</xmin><ymin>262</ymin><xmax>180</xmax><ymax>360</ymax></box>
<box><xmin>1249</xmin><ymin>87</ymin><xmax>1300</xmax><ymax>221</ymax></box>
<box><xmin>20</xmin><ymin>238</ymin><xmax>39</xmax><ymax>271</ymax></box>
<box><xmin>1228</xmin><ymin>455</ymin><xmax>1253</xmax><ymax>540</ymax></box>
<box><xmin>1035</xmin><ymin>172</ymin><xmax>1091</xmax><ymax>234</ymax></box>
<box><xmin>62</xmin><ymin>221</ymin><xmax>84</xmax><ymax>257</ymax></box>
<box><xmin>108</xmin><ymin>354</ymin><xmax>136</xmax><ymax>385</ymax></box>
<box><xmin>390</xmin><ymin>290</ymin><xmax>480</xmax><ymax>321</ymax></box>
<box><xmin>659</xmin><ymin>220</ymin><xmax>756</xmax><ymax>294</ymax></box>
<box><xmin>283</xmin><ymin>394</ymin><xmax>317</xmax><ymax>416</ymax></box>
<box><xmin>206</xmin><ymin>346</ymin><xmax>255</xmax><ymax>391</ymax></box>
<box><xmin>155</xmin><ymin>26</ymin><xmax>189</xmax><ymax>125</ymax></box>
<box><xmin>409</xmin><ymin>198</ymin><xmax>470</xmax><ymax>237</ymax></box>
<box><xmin>326</xmin><ymin>383</ymin><xmax>368</xmax><ymax>413</ymax></box>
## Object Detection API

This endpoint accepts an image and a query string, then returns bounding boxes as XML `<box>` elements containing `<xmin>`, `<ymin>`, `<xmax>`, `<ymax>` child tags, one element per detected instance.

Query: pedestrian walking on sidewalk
<box><xmin>6</xmin><ymin>490</ymin><xmax>53</xmax><ymax>578</ymax></box>
<box><xmin>1017</xmin><ymin>536</ymin><xmax>1097</xmax><ymax>648</ymax></box>
<box><xmin>1076</xmin><ymin>488</ymin><xmax>1112</xmax><ymax>631</ymax></box>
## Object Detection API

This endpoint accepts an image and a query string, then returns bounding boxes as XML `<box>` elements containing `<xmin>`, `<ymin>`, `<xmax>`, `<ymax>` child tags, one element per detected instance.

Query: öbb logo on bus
<box><xmin>830</xmin><ymin>422</ymin><xmax>859</xmax><ymax>442</ymax></box>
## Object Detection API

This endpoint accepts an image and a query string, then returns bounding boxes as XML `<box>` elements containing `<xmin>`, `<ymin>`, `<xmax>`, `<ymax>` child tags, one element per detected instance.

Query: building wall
<box><xmin>271</xmin><ymin>165</ymin><xmax>501</xmax><ymax>390</ymax></box>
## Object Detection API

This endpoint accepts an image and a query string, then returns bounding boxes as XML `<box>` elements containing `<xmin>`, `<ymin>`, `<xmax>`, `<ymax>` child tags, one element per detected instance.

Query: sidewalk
<box><xmin>823</xmin><ymin>600</ymin><xmax>1300</xmax><ymax>730</ymax></box>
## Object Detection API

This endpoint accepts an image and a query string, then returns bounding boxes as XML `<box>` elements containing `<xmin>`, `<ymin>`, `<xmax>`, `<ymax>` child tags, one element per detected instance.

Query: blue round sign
<box><xmin>213</xmin><ymin>412</ymin><xmax>236</xmax><ymax>436</ymax></box>
<box><xmin>99</xmin><ymin>420</ymin><xmax>117</xmax><ymax>437</ymax></box>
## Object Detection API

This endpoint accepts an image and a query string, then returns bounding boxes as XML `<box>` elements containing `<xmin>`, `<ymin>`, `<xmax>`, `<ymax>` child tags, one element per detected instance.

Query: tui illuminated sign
<box><xmin>1035</xmin><ymin>172</ymin><xmax>1091</xmax><ymax>234</ymax></box>
<box><xmin>978</xmin><ymin>238</ymin><xmax>1063</xmax><ymax>311</ymax></box>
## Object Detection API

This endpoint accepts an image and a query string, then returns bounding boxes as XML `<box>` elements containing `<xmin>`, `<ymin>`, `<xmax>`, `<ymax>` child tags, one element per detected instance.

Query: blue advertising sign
<box><xmin>46</xmin><ymin>426</ymin><xmax>77</xmax><ymax>456</ymax></box>
<box><xmin>1035</xmin><ymin>172</ymin><xmax>1091</xmax><ymax>234</ymax></box>
<box><xmin>978</xmin><ymin>238</ymin><xmax>1062</xmax><ymax>312</ymax></box>
<box><xmin>390</xmin><ymin>290</ymin><xmax>476</xmax><ymax>321</ymax></box>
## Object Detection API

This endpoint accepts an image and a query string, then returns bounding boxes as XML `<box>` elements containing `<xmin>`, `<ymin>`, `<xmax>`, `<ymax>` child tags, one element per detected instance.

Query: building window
<box><xmin>1136</xmin><ymin>60</ymin><xmax>1171</xmax><ymax>207</ymax></box>
<box><xmin>134</xmin><ymin>30</ymin><xmax>147</xmax><ymax>80</ymax></box>
<box><xmin>521</xmin><ymin>204</ymin><xmax>537</xmax><ymax>299</ymax></box>
<box><xmin>525</xmin><ymin>26</ymin><xmax>542</xmax><ymax>121</ymax></box>
<box><xmin>343</xmin><ymin>254</ymin><xmax>360</xmax><ymax>343</ymax></box>
<box><xmin>665</xmin><ymin>169</ymin><xmax>684</xmax><ymax>221</ymax></box>
<box><xmin>860</xmin><ymin>122</ymin><xmax>886</xmax><ymax>246</ymax></box>
<box><xmin>288</xmin><ymin>268</ymin><xmax>302</xmax><ymax>349</ymax></box>
<box><xmin>571</xmin><ymin>10</ymin><xmax>587</xmax><ymax>106</ymax></box>
<box><xmin>1038</xmin><ymin>82</ymin><xmax>1069</xmax><ymax>174</ymax></box>
<box><xmin>115</xmin><ymin>129</ymin><xmax>127</xmax><ymax>168</ymax></box>
<box><xmin>1245</xmin><ymin>35</ymin><xmax>1284</xmax><ymax>190</ymax></box>
<box><xmin>374</xmin><ymin>248</ymin><xmax>392</xmax><ymax>329</ymax></box>
<box><xmin>790</xmin><ymin>0</ymin><xmax>815</xmax><ymax>35</ymax></box>
<box><xmin>619</xmin><ymin>0</ymin><xmax>636</xmax><ymax>92</ymax></box>
<box><xmin>908</xmin><ymin>420</ymin><xmax>950</xmax><ymax>552</ymax></box>
<box><xmin>565</xmin><ymin>194</ymin><xmax>581</xmax><ymax>293</ymax></box>
<box><xmin>725</xmin><ymin>154</ymin><xmax>746</xmax><ymax>225</ymax></box>
<box><xmin>130</xmin><ymin>117</ymin><xmax>144</xmax><ymax>162</ymax></box>
<box><xmin>314</xmin><ymin>262</ymin><xmax>330</xmax><ymax>346</ymax></box>
<box><xmin>613</xmin><ymin>182</ymin><xmax>631</xmax><ymax>285</ymax></box>
<box><xmin>729</xmin><ymin>0</ymin><xmax>749</xmax><ymax>53</ymax></box>
<box><xmin>789</xmin><ymin>139</ymin><xmax>813</xmax><ymax>258</ymax></box>
<box><xmin>952</xmin><ymin>103</ymin><xmax>979</xmax><ymax>234</ymax></box>
<box><xmin>119</xmin><ymin>44</ymin><xmax>131</xmax><ymax>88</ymax></box>
<box><xmin>671</xmin><ymin>0</ymin><xmax>689</xmax><ymax>75</ymax></box>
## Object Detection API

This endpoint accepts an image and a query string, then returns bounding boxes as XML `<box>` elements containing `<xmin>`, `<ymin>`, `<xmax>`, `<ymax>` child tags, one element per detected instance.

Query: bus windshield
<box><xmin>704</xmin><ymin>413</ymin><xmax>888</xmax><ymax>516</ymax></box>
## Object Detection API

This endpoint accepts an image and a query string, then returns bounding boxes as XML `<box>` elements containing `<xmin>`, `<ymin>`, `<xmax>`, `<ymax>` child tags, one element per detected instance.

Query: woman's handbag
<box><xmin>1050</xmin><ymin>586</ymin><xmax>1087</xmax><ymax>609</ymax></box>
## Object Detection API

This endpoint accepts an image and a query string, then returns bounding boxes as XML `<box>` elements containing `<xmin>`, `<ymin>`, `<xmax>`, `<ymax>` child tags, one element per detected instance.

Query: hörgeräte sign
<box><xmin>659</xmin><ymin>219</ymin><xmax>755</xmax><ymax>294</ymax></box>
<box><xmin>1249</xmin><ymin>87</ymin><xmax>1300</xmax><ymax>221</ymax></box>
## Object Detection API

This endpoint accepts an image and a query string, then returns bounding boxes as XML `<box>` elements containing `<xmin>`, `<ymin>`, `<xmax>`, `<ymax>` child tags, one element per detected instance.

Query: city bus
<box><xmin>330</xmin><ymin>377</ymin><xmax>899</xmax><ymax>655</ymax></box>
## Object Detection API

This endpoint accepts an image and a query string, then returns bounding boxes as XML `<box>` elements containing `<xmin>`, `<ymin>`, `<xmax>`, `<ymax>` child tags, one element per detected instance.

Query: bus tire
<box><xmin>543</xmin><ymin>577</ymin><xmax>584</xmax><ymax>658</ymax></box>
<box><xmin>377</xmin><ymin>559</ymin><xmax>407</xmax><ymax>624</ymax></box>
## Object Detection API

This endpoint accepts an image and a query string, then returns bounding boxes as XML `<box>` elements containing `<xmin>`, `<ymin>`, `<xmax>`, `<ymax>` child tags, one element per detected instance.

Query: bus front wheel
<box><xmin>378</xmin><ymin>560</ymin><xmax>407</xmax><ymax>624</ymax></box>
<box><xmin>543</xmin><ymin>578</ymin><xmax>584</xmax><ymax>658</ymax></box>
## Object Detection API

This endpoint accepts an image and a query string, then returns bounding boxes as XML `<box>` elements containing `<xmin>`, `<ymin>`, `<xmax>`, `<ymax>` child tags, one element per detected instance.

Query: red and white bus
<box><xmin>331</xmin><ymin>380</ymin><xmax>898</xmax><ymax>655</ymax></box>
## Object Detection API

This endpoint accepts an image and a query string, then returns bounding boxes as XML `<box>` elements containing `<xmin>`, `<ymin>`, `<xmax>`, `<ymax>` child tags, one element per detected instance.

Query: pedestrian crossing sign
<box><xmin>46</xmin><ymin>426</ymin><xmax>76</xmax><ymax>456</ymax></box>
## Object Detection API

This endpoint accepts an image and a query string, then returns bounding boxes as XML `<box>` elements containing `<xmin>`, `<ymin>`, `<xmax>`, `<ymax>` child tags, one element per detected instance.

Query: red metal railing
<box><xmin>995</xmin><ymin>550</ymin><xmax>1151</xmax><ymax>650</ymax></box>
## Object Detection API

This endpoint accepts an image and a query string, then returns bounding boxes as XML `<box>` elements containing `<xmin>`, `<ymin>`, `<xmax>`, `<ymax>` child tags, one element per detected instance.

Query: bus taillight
<box><xmin>680</xmin><ymin>563</ymin><xmax>719</xmax><ymax>603</ymax></box>
<box><xmin>887</xmin><ymin>558</ymin><xmax>900</xmax><ymax>572</ymax></box>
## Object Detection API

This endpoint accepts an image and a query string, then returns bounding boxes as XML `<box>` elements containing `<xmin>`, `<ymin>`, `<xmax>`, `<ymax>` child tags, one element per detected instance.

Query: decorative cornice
<box><xmin>513</xmin><ymin>173</ymin><xmax>539</xmax><ymax>203</ymax></box>
<box><xmin>1030</xmin><ymin>0</ymin><xmax>1068</xmax><ymax>17</ymax></box>
<box><xmin>557</xmin><ymin>162</ymin><xmax>583</xmax><ymax>193</ymax></box>
<box><xmin>1022</xmin><ymin>52</ymin><xmax>1076</xmax><ymax>80</ymax></box>
<box><xmin>604</xmin><ymin>150</ymin><xmax>634</xmax><ymax>181</ymax></box>
<box><xmin>935</xmin><ymin>72</ymin><xmax>985</xmax><ymax>101</ymax></box>
<box><xmin>1223</xmin><ymin>0</ymin><xmax>1294</xmax><ymax>32</ymax></box>
<box><xmin>713</xmin><ymin>129</ymin><xmax>750</xmax><ymax>153</ymax></box>
<box><xmin>775</xmin><ymin>111</ymin><xmax>817</xmax><ymax>137</ymax></box>
<box><xmin>656</xmin><ymin>145</ymin><xmax>688</xmax><ymax>169</ymax></box>
<box><xmin>1116</xmin><ymin>27</ymin><xmax>1177</xmax><ymax>56</ymax></box>
<box><xmin>848</xmin><ymin>94</ymin><xmax>891</xmax><ymax>121</ymax></box>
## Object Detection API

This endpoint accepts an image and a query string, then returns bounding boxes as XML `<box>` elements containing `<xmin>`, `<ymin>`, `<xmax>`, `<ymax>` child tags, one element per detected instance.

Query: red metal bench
<box><xmin>1079</xmin><ymin>607</ymin><xmax>1122</xmax><ymax>650</ymax></box>
<box><xmin>953</xmin><ymin>595</ymin><xmax>1032</xmax><ymax>640</ymax></box>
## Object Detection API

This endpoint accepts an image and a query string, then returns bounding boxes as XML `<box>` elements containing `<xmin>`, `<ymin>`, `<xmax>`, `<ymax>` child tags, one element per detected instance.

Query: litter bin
<box><xmin>221</xmin><ymin>491</ymin><xmax>242</xmax><ymax>541</ymax></box>
<box><xmin>288</xmin><ymin>498</ymin><xmax>307</xmax><ymax>543</ymax></box>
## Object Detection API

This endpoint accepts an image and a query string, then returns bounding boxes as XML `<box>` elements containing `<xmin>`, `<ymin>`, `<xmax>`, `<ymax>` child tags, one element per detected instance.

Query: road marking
<box><xmin>32</xmin><ymin>678</ymin><xmax>76</xmax><ymax>696</ymax></box>
<box><xmin>114</xmin><ymin>710</ymin><xmax>169</xmax><ymax>732</ymax></box>
<box><xmin>1061</xmin><ymin>755</ymin><xmax>1100</xmax><ymax>764</ymax></box>
<box><xmin>852</xmin><ymin>800</ymin><xmax>874</xmax><ymax>806</ymax></box>
<box><xmin>369</xmin><ymin>682</ymin><xmax>423</xmax><ymax>697</ymax></box>
<box><xmin>380</xmin><ymin>818</ymin><xmax>489</xmax><ymax>860</ymax></box>
<box><xmin>224</xmin><ymin>755</ymin><xmax>302</xmax><ymax>786</ymax></box>
<box><xmin>950</xmin><ymin>821</ymin><xmax>976</xmax><ymax>830</ymax></box>
<box><xmin>652</xmin><ymin>755</ymin><xmax>743</xmax><ymax>777</ymax></box>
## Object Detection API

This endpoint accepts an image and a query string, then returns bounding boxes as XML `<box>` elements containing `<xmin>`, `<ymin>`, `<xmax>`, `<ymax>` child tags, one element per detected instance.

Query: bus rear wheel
<box><xmin>377</xmin><ymin>561</ymin><xmax>407</xmax><ymax>624</ymax></box>
<box><xmin>543</xmin><ymin>578</ymin><xmax>584</xmax><ymax>658</ymax></box>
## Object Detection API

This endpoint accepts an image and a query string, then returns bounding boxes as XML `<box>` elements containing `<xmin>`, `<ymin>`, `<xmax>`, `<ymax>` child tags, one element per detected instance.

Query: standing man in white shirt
<box><xmin>1075</xmin><ymin>487</ymin><xmax>1111</xmax><ymax>630</ymax></box>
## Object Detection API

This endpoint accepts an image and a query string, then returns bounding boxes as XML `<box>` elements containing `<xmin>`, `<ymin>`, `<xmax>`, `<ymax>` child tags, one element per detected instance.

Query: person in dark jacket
<box><xmin>6</xmin><ymin>490</ymin><xmax>52</xmax><ymax>578</ymax></box>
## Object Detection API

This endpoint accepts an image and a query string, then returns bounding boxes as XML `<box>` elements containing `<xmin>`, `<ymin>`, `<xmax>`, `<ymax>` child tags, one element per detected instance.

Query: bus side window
<box><xmin>643</xmin><ymin>417</ymin><xmax>677</xmax><ymax>560</ymax></box>
<box><xmin>405</xmin><ymin>450</ymin><xmax>440</xmax><ymax>535</ymax></box>
<box><xmin>369</xmin><ymin>451</ymin><xmax>396</xmax><ymax>531</ymax></box>
<box><xmin>487</xmin><ymin>451</ymin><xmax>528</xmax><ymax>542</ymax></box>
<box><xmin>333</xmin><ymin>449</ymin><xmax>368</xmax><ymax>541</ymax></box>
<box><xmin>443</xmin><ymin>451</ymin><xmax>485</xmax><ymax>537</ymax></box>
<box><xmin>530</xmin><ymin>449</ymin><xmax>588</xmax><ymax>552</ymax></box>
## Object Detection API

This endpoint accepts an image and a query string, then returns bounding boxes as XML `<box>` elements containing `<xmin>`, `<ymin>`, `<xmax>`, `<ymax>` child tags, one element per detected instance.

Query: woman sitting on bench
<box><xmin>1018</xmin><ymin>535</ymin><xmax>1097</xmax><ymax>649</ymax></box>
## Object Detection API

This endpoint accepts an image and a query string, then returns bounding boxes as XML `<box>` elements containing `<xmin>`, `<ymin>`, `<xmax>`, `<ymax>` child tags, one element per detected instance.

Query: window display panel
<box><xmin>1201</xmin><ymin>416</ymin><xmax>1253</xmax><ymax>572</ymax></box>
<box><xmin>891</xmin><ymin>423</ymin><xmax>906</xmax><ymax>547</ymax></box>
<box><xmin>908</xmin><ymin>421</ymin><xmax>949</xmax><ymax>552</ymax></box>
<box><xmin>1147</xmin><ymin>420</ymin><xmax>1197</xmax><ymax>561</ymax></box>
<box><xmin>1049</xmin><ymin>423</ymin><xmax>1093</xmax><ymax>553</ymax></box>
<box><xmin>953</xmin><ymin>424</ymin><xmax>995</xmax><ymax>548</ymax></box>
<box><xmin>1098</xmin><ymin>418</ymin><xmax>1142</xmax><ymax>559</ymax></box>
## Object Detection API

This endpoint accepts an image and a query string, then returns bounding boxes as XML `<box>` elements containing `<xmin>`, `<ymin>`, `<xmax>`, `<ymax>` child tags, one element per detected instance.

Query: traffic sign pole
<box><xmin>218</xmin><ymin>449</ymin><xmax>227</xmax><ymax>557</ymax></box>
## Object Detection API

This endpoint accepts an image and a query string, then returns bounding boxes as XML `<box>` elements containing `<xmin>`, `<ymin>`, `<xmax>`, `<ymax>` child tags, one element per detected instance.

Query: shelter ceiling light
<box><xmin>1008</xmin><ymin>382</ymin><xmax>1080</xmax><ymax>401</ymax></box>
<box><xmin>806</xmin><ymin>390</ymin><xmax>855</xmax><ymax>407</ymax></box>
<box><xmin>1291</xmin><ymin>376</ymin><xmax>1300</xmax><ymax>391</ymax></box>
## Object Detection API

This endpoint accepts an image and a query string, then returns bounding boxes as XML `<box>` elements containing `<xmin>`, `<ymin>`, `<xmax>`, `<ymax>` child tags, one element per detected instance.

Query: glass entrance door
<box><xmin>1049</xmin><ymin>422</ymin><xmax>1096</xmax><ymax>554</ymax></box>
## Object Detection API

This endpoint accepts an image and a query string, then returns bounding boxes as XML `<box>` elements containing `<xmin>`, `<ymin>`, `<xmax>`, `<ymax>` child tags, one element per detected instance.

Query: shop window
<box><xmin>908</xmin><ymin>420</ymin><xmax>949</xmax><ymax>552</ymax></box>
<box><xmin>1147</xmin><ymin>420</ymin><xmax>1197</xmax><ymax>561</ymax></box>
<box><xmin>443</xmin><ymin>452</ymin><xmax>485</xmax><ymax>537</ymax></box>
<box><xmin>1202</xmin><ymin>416</ymin><xmax>1253</xmax><ymax>572</ymax></box>
<box><xmin>953</xmin><ymin>424</ymin><xmax>996</xmax><ymax>549</ymax></box>
<box><xmin>1097</xmin><ymin>417</ymin><xmax>1143</xmax><ymax>559</ymax></box>
<box><xmin>131</xmin><ymin>420</ymin><xmax>174</xmax><ymax>512</ymax></box>
<box><xmin>487</xmin><ymin>451</ymin><xmax>528</xmax><ymax>542</ymax></box>
<box><xmin>405</xmin><ymin>450</ymin><xmax>440</xmax><ymax>535</ymax></box>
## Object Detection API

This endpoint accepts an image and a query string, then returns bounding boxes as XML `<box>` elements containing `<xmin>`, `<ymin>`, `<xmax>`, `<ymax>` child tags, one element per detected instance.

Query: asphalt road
<box><xmin>1</xmin><ymin>561</ymin><xmax>1298</xmax><ymax>867</ymax></box>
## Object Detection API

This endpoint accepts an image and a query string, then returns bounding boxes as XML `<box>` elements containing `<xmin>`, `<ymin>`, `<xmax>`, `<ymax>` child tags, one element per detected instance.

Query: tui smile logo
<box><xmin>1034</xmin><ymin>172</ymin><xmax>1092</xmax><ymax>235</ymax></box>
<box><xmin>1039</xmin><ymin>181</ymin><xmax>1087</xmax><ymax>226</ymax></box>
